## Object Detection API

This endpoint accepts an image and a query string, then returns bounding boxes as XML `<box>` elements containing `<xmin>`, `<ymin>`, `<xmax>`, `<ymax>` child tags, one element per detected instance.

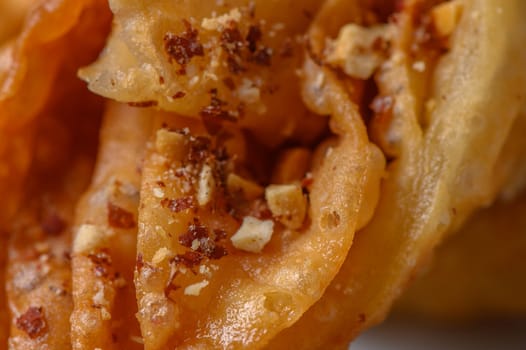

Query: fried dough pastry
<box><xmin>396</xmin><ymin>190</ymin><xmax>526</xmax><ymax>321</ymax></box>
<box><xmin>0</xmin><ymin>0</ymin><xmax>111</xmax><ymax>229</ymax></box>
<box><xmin>4</xmin><ymin>56</ymin><xmax>102</xmax><ymax>349</ymax></box>
<box><xmin>133</xmin><ymin>106</ymin><xmax>383</xmax><ymax>349</ymax></box>
<box><xmin>1</xmin><ymin>0</ymin><xmax>526</xmax><ymax>349</ymax></box>
<box><xmin>79</xmin><ymin>0</ymin><xmax>327</xmax><ymax>147</ymax></box>
<box><xmin>267</xmin><ymin>0</ymin><xmax>526</xmax><ymax>348</ymax></box>
<box><xmin>70</xmin><ymin>102</ymin><xmax>150</xmax><ymax>350</ymax></box>
<box><xmin>78</xmin><ymin>1</ymin><xmax>385</xmax><ymax>348</ymax></box>
<box><xmin>0</xmin><ymin>0</ymin><xmax>35</xmax><ymax>44</ymax></box>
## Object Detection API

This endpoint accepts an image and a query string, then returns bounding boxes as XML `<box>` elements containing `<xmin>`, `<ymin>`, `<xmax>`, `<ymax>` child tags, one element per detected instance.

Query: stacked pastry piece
<box><xmin>0</xmin><ymin>0</ymin><xmax>525</xmax><ymax>349</ymax></box>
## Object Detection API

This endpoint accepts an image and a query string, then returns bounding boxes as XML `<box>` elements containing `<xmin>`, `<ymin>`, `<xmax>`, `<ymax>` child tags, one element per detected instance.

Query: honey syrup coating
<box><xmin>79</xmin><ymin>0</ymin><xmax>327</xmax><ymax>148</ymax></box>
<box><xmin>268</xmin><ymin>0</ymin><xmax>526</xmax><ymax>348</ymax></box>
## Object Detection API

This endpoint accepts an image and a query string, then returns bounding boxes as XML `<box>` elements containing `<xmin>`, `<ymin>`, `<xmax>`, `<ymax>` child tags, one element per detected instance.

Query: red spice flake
<box><xmin>161</xmin><ymin>197</ymin><xmax>195</xmax><ymax>213</ymax></box>
<box><xmin>179</xmin><ymin>220</ymin><xmax>228</xmax><ymax>260</ymax></box>
<box><xmin>136</xmin><ymin>254</ymin><xmax>144</xmax><ymax>272</ymax></box>
<box><xmin>107</xmin><ymin>203</ymin><xmax>136</xmax><ymax>229</ymax></box>
<box><xmin>172</xmin><ymin>251</ymin><xmax>203</xmax><ymax>268</ymax></box>
<box><xmin>370</xmin><ymin>95</ymin><xmax>394</xmax><ymax>116</ymax></box>
<box><xmin>226</xmin><ymin>56</ymin><xmax>246</xmax><ymax>74</ymax></box>
<box><xmin>188</xmin><ymin>135</ymin><xmax>212</xmax><ymax>162</ymax></box>
<box><xmin>164</xmin><ymin>20</ymin><xmax>204</xmax><ymax>73</ymax></box>
<box><xmin>41</xmin><ymin>213</ymin><xmax>65</xmax><ymax>236</ymax></box>
<box><xmin>128</xmin><ymin>101</ymin><xmax>158</xmax><ymax>108</ymax></box>
<box><xmin>159</xmin><ymin>76</ymin><xmax>165</xmax><ymax>84</ymax></box>
<box><xmin>208</xmin><ymin>245</ymin><xmax>228</xmax><ymax>259</ymax></box>
<box><xmin>221</xmin><ymin>22</ymin><xmax>244</xmax><ymax>55</ymax></box>
<box><xmin>212</xmin><ymin>229</ymin><xmax>227</xmax><ymax>241</ymax></box>
<box><xmin>88</xmin><ymin>250</ymin><xmax>113</xmax><ymax>278</ymax></box>
<box><xmin>301</xmin><ymin>175</ymin><xmax>314</xmax><ymax>189</ymax></box>
<box><xmin>251</xmin><ymin>47</ymin><xmax>272</xmax><ymax>66</ymax></box>
<box><xmin>172</xmin><ymin>91</ymin><xmax>186</xmax><ymax>99</ymax></box>
<box><xmin>222</xmin><ymin>77</ymin><xmax>236</xmax><ymax>90</ymax></box>
<box><xmin>179</xmin><ymin>219</ymin><xmax>209</xmax><ymax>247</ymax></box>
<box><xmin>246</xmin><ymin>25</ymin><xmax>262</xmax><ymax>52</ymax></box>
<box><xmin>15</xmin><ymin>307</ymin><xmax>47</xmax><ymax>339</ymax></box>
<box><xmin>358</xmin><ymin>313</ymin><xmax>367</xmax><ymax>323</ymax></box>
<box><xmin>199</xmin><ymin>89</ymin><xmax>238</xmax><ymax>123</ymax></box>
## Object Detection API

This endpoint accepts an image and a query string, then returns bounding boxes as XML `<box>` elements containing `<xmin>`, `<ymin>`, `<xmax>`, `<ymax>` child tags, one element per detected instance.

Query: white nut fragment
<box><xmin>265</xmin><ymin>184</ymin><xmax>307</xmax><ymax>230</ymax></box>
<box><xmin>152</xmin><ymin>247</ymin><xmax>174</xmax><ymax>266</ymax></box>
<box><xmin>100</xmin><ymin>308</ymin><xmax>111</xmax><ymax>321</ymax></box>
<box><xmin>201</xmin><ymin>8</ymin><xmax>241</xmax><ymax>31</ymax></box>
<box><xmin>231</xmin><ymin>216</ymin><xmax>274</xmax><ymax>253</ymax></box>
<box><xmin>184</xmin><ymin>280</ymin><xmax>209</xmax><ymax>296</ymax></box>
<box><xmin>227</xmin><ymin>173</ymin><xmax>264</xmax><ymax>200</ymax></box>
<box><xmin>155</xmin><ymin>128</ymin><xmax>188</xmax><ymax>160</ymax></box>
<box><xmin>431</xmin><ymin>0</ymin><xmax>463</xmax><ymax>38</ymax></box>
<box><xmin>73</xmin><ymin>224</ymin><xmax>107</xmax><ymax>254</ymax></box>
<box><xmin>326</xmin><ymin>24</ymin><xmax>393</xmax><ymax>79</ymax></box>
<box><xmin>197</xmin><ymin>164</ymin><xmax>215</xmax><ymax>206</ymax></box>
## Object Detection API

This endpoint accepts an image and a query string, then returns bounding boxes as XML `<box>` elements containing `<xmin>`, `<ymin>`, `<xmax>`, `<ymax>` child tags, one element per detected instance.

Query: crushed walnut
<box><xmin>265</xmin><ymin>183</ymin><xmax>307</xmax><ymax>230</ymax></box>
<box><xmin>326</xmin><ymin>23</ymin><xmax>393</xmax><ymax>79</ymax></box>
<box><xmin>73</xmin><ymin>225</ymin><xmax>107</xmax><ymax>255</ymax></box>
<box><xmin>230</xmin><ymin>216</ymin><xmax>274</xmax><ymax>253</ymax></box>
<box><xmin>184</xmin><ymin>280</ymin><xmax>209</xmax><ymax>296</ymax></box>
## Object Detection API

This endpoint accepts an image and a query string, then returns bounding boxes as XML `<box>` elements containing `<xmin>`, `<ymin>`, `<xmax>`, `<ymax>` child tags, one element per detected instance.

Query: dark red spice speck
<box><xmin>15</xmin><ymin>307</ymin><xmax>47</xmax><ymax>339</ymax></box>
<box><xmin>88</xmin><ymin>250</ymin><xmax>113</xmax><ymax>278</ymax></box>
<box><xmin>221</xmin><ymin>23</ymin><xmax>244</xmax><ymax>55</ymax></box>
<box><xmin>246</xmin><ymin>25</ymin><xmax>262</xmax><ymax>52</ymax></box>
<box><xmin>199</xmin><ymin>89</ymin><xmax>238</xmax><ymax>124</ymax></box>
<box><xmin>213</xmin><ymin>229</ymin><xmax>227</xmax><ymax>241</ymax></box>
<box><xmin>188</xmin><ymin>136</ymin><xmax>212</xmax><ymax>162</ymax></box>
<box><xmin>161</xmin><ymin>197</ymin><xmax>195</xmax><ymax>213</ymax></box>
<box><xmin>222</xmin><ymin>77</ymin><xmax>236</xmax><ymax>90</ymax></box>
<box><xmin>172</xmin><ymin>251</ymin><xmax>203</xmax><ymax>268</ymax></box>
<box><xmin>172</xmin><ymin>91</ymin><xmax>186</xmax><ymax>99</ymax></box>
<box><xmin>179</xmin><ymin>219</ymin><xmax>209</xmax><ymax>247</ymax></box>
<box><xmin>107</xmin><ymin>203</ymin><xmax>136</xmax><ymax>229</ymax></box>
<box><xmin>41</xmin><ymin>213</ymin><xmax>65</xmax><ymax>236</ymax></box>
<box><xmin>252</xmin><ymin>47</ymin><xmax>272</xmax><ymax>66</ymax></box>
<box><xmin>128</xmin><ymin>101</ymin><xmax>158</xmax><ymax>108</ymax></box>
<box><xmin>136</xmin><ymin>254</ymin><xmax>144</xmax><ymax>272</ymax></box>
<box><xmin>226</xmin><ymin>56</ymin><xmax>246</xmax><ymax>74</ymax></box>
<box><xmin>164</xmin><ymin>20</ymin><xmax>204</xmax><ymax>73</ymax></box>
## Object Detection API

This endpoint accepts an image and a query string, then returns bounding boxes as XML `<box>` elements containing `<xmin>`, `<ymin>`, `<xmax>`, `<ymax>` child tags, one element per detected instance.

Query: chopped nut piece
<box><xmin>152</xmin><ymin>247</ymin><xmax>175</xmax><ymax>266</ymax></box>
<box><xmin>73</xmin><ymin>225</ymin><xmax>107</xmax><ymax>254</ymax></box>
<box><xmin>227</xmin><ymin>173</ymin><xmax>264</xmax><ymax>200</ymax></box>
<box><xmin>265</xmin><ymin>184</ymin><xmax>307</xmax><ymax>229</ymax></box>
<box><xmin>431</xmin><ymin>1</ymin><xmax>463</xmax><ymax>38</ymax></box>
<box><xmin>155</xmin><ymin>129</ymin><xmax>188</xmax><ymax>160</ymax></box>
<box><xmin>237</xmin><ymin>78</ymin><xmax>261</xmax><ymax>104</ymax></box>
<box><xmin>326</xmin><ymin>24</ymin><xmax>393</xmax><ymax>79</ymax></box>
<box><xmin>231</xmin><ymin>216</ymin><xmax>274</xmax><ymax>253</ymax></box>
<box><xmin>184</xmin><ymin>280</ymin><xmax>210</xmax><ymax>296</ymax></box>
<box><xmin>197</xmin><ymin>164</ymin><xmax>215</xmax><ymax>206</ymax></box>
<box><xmin>153</xmin><ymin>187</ymin><xmax>165</xmax><ymax>199</ymax></box>
<box><xmin>100</xmin><ymin>308</ymin><xmax>111</xmax><ymax>321</ymax></box>
<box><xmin>201</xmin><ymin>8</ymin><xmax>242</xmax><ymax>31</ymax></box>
